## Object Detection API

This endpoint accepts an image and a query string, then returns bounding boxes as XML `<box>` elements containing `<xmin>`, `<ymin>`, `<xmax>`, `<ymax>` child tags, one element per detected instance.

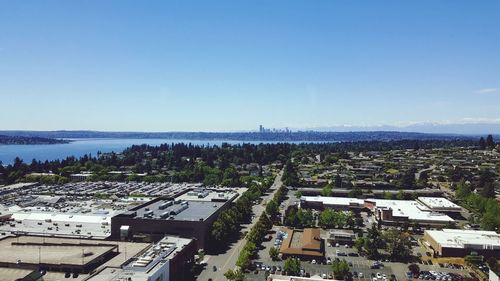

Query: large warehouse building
<box><xmin>111</xmin><ymin>189</ymin><xmax>238</xmax><ymax>248</ymax></box>
<box><xmin>423</xmin><ymin>229</ymin><xmax>500</xmax><ymax>258</ymax></box>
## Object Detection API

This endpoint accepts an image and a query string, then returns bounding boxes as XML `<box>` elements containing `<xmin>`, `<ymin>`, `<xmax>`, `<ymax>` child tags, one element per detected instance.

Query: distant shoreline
<box><xmin>0</xmin><ymin>130</ymin><xmax>481</xmax><ymax>143</ymax></box>
<box><xmin>0</xmin><ymin>135</ymin><xmax>70</xmax><ymax>145</ymax></box>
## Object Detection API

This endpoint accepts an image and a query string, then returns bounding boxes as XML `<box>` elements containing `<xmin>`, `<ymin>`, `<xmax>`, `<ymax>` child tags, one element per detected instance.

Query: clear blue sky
<box><xmin>1</xmin><ymin>0</ymin><xmax>500</xmax><ymax>132</ymax></box>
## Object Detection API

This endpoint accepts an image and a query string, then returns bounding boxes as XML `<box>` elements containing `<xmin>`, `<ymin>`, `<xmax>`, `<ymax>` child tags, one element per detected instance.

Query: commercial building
<box><xmin>0</xmin><ymin>235</ymin><xmax>195</xmax><ymax>281</ymax></box>
<box><xmin>416</xmin><ymin>197</ymin><xmax>462</xmax><ymax>213</ymax></box>
<box><xmin>0</xmin><ymin>235</ymin><xmax>151</xmax><ymax>280</ymax></box>
<box><xmin>86</xmin><ymin>236</ymin><xmax>196</xmax><ymax>281</ymax></box>
<box><xmin>327</xmin><ymin>229</ymin><xmax>356</xmax><ymax>246</ymax></box>
<box><xmin>279</xmin><ymin>228</ymin><xmax>324</xmax><ymax>260</ymax></box>
<box><xmin>111</xmin><ymin>189</ymin><xmax>238</xmax><ymax>248</ymax></box>
<box><xmin>1</xmin><ymin>207</ymin><xmax>119</xmax><ymax>239</ymax></box>
<box><xmin>423</xmin><ymin>229</ymin><xmax>500</xmax><ymax>258</ymax></box>
<box><xmin>70</xmin><ymin>173</ymin><xmax>93</xmax><ymax>181</ymax></box>
<box><xmin>300</xmin><ymin>196</ymin><xmax>456</xmax><ymax>227</ymax></box>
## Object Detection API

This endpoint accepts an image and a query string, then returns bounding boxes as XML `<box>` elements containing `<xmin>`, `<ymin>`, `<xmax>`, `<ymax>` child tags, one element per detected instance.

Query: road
<box><xmin>415</xmin><ymin>165</ymin><xmax>436</xmax><ymax>181</ymax></box>
<box><xmin>196</xmin><ymin>169</ymin><xmax>284</xmax><ymax>281</ymax></box>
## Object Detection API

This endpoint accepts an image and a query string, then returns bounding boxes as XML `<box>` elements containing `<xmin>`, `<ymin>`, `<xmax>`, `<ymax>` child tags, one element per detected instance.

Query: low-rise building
<box><xmin>423</xmin><ymin>229</ymin><xmax>500</xmax><ymax>258</ymax></box>
<box><xmin>300</xmin><ymin>196</ymin><xmax>456</xmax><ymax>227</ymax></box>
<box><xmin>69</xmin><ymin>172</ymin><xmax>93</xmax><ymax>181</ymax></box>
<box><xmin>0</xmin><ymin>235</ymin><xmax>151</xmax><ymax>280</ymax></box>
<box><xmin>327</xmin><ymin>229</ymin><xmax>356</xmax><ymax>246</ymax></box>
<box><xmin>279</xmin><ymin>228</ymin><xmax>324</xmax><ymax>261</ymax></box>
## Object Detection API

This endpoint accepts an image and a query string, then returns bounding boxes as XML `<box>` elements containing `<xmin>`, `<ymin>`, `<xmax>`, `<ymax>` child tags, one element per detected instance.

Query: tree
<box><xmin>332</xmin><ymin>259</ymin><xmax>350</xmax><ymax>280</ymax></box>
<box><xmin>282</xmin><ymin>160</ymin><xmax>299</xmax><ymax>186</ymax></box>
<box><xmin>269</xmin><ymin>246</ymin><xmax>280</xmax><ymax>261</ymax></box>
<box><xmin>348</xmin><ymin>187</ymin><xmax>362</xmax><ymax>197</ymax></box>
<box><xmin>354</xmin><ymin>237</ymin><xmax>365</xmax><ymax>253</ymax></box>
<box><xmin>321</xmin><ymin>184</ymin><xmax>333</xmax><ymax>196</ymax></box>
<box><xmin>396</xmin><ymin>190</ymin><xmax>405</xmax><ymax>200</ymax></box>
<box><xmin>478</xmin><ymin>169</ymin><xmax>495</xmax><ymax>188</ymax></box>
<box><xmin>236</xmin><ymin>242</ymin><xmax>255</xmax><ymax>270</ymax></box>
<box><xmin>486</xmin><ymin>134</ymin><xmax>495</xmax><ymax>148</ymax></box>
<box><xmin>334</xmin><ymin>174</ymin><xmax>343</xmax><ymax>188</ymax></box>
<box><xmin>481</xmin><ymin>200</ymin><xmax>500</xmax><ymax>230</ymax></box>
<box><xmin>383</xmin><ymin>229</ymin><xmax>412</xmax><ymax>261</ymax></box>
<box><xmin>399</xmin><ymin>167</ymin><xmax>417</xmax><ymax>188</ymax></box>
<box><xmin>283</xmin><ymin>257</ymin><xmax>301</xmax><ymax>276</ymax></box>
<box><xmin>319</xmin><ymin>208</ymin><xmax>336</xmax><ymax>228</ymax></box>
<box><xmin>222</xmin><ymin>166</ymin><xmax>240</xmax><ymax>187</ymax></box>
<box><xmin>419</xmin><ymin>171</ymin><xmax>429</xmax><ymax>187</ymax></box>
<box><xmin>487</xmin><ymin>257</ymin><xmax>498</xmax><ymax>272</ymax></box>
<box><xmin>408</xmin><ymin>264</ymin><xmax>420</xmax><ymax>276</ymax></box>
<box><xmin>480</xmin><ymin>182</ymin><xmax>495</xmax><ymax>198</ymax></box>
<box><xmin>294</xmin><ymin>190</ymin><xmax>303</xmax><ymax>199</ymax></box>
<box><xmin>224</xmin><ymin>269</ymin><xmax>244</xmax><ymax>281</ymax></box>
<box><xmin>365</xmin><ymin>224</ymin><xmax>383</xmax><ymax>259</ymax></box>
<box><xmin>455</xmin><ymin>178</ymin><xmax>471</xmax><ymax>199</ymax></box>
<box><xmin>297</xmin><ymin>208</ymin><xmax>315</xmax><ymax>227</ymax></box>
<box><xmin>197</xmin><ymin>249</ymin><xmax>205</xmax><ymax>262</ymax></box>
<box><xmin>265</xmin><ymin>199</ymin><xmax>279</xmax><ymax>219</ymax></box>
<box><xmin>479</xmin><ymin>137</ymin><xmax>486</xmax><ymax>150</ymax></box>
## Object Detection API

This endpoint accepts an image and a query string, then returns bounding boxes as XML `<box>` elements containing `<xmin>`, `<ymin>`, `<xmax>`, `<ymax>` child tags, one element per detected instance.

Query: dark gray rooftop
<box><xmin>133</xmin><ymin>199</ymin><xmax>225</xmax><ymax>222</ymax></box>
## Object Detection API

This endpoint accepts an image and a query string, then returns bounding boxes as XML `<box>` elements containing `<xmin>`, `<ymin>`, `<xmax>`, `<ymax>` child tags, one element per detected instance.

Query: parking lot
<box><xmin>250</xmin><ymin>226</ymin><xmax>395</xmax><ymax>281</ymax></box>
<box><xmin>247</xmin><ymin>223</ymin><xmax>473</xmax><ymax>281</ymax></box>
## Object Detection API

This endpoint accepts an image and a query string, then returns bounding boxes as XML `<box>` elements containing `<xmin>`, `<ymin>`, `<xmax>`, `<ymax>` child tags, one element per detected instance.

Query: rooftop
<box><xmin>175</xmin><ymin>188</ymin><xmax>241</xmax><ymax>202</ymax></box>
<box><xmin>86</xmin><ymin>236</ymin><xmax>193</xmax><ymax>281</ymax></box>
<box><xmin>425</xmin><ymin>229</ymin><xmax>500</xmax><ymax>249</ymax></box>
<box><xmin>132</xmin><ymin>199</ymin><xmax>226</xmax><ymax>222</ymax></box>
<box><xmin>417</xmin><ymin>197</ymin><xmax>462</xmax><ymax>211</ymax></box>
<box><xmin>301</xmin><ymin>196</ymin><xmax>455</xmax><ymax>223</ymax></box>
<box><xmin>280</xmin><ymin>228</ymin><xmax>323</xmax><ymax>258</ymax></box>
<box><xmin>0</xmin><ymin>235</ymin><xmax>149</xmax><ymax>272</ymax></box>
<box><xmin>1</xmin><ymin>208</ymin><xmax>119</xmax><ymax>239</ymax></box>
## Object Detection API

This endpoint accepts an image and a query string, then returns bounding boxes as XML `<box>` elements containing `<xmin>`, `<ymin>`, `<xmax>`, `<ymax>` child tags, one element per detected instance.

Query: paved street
<box><xmin>196</xmin><ymin>169</ymin><xmax>284</xmax><ymax>281</ymax></box>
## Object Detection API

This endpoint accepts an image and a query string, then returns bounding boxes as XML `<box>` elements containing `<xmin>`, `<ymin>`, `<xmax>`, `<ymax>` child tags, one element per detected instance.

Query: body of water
<box><xmin>0</xmin><ymin>138</ymin><xmax>321</xmax><ymax>164</ymax></box>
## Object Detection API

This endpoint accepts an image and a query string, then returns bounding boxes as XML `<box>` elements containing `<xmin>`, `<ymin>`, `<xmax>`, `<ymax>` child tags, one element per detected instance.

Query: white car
<box><xmin>312</xmin><ymin>259</ymin><xmax>317</xmax><ymax>264</ymax></box>
<box><xmin>359</xmin><ymin>273</ymin><xmax>364</xmax><ymax>278</ymax></box>
<box><xmin>377</xmin><ymin>273</ymin><xmax>382</xmax><ymax>279</ymax></box>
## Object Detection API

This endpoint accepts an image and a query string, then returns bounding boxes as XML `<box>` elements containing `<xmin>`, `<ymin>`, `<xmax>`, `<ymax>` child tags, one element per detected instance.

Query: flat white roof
<box><xmin>426</xmin><ymin>229</ymin><xmax>500</xmax><ymax>249</ymax></box>
<box><xmin>301</xmin><ymin>196</ymin><xmax>364</xmax><ymax>206</ymax></box>
<box><xmin>11</xmin><ymin>212</ymin><xmax>112</xmax><ymax>224</ymax></box>
<box><xmin>417</xmin><ymin>197</ymin><xmax>462</xmax><ymax>210</ymax></box>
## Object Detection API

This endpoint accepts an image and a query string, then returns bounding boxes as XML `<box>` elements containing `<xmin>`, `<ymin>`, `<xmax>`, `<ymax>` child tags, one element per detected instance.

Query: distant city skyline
<box><xmin>1</xmin><ymin>1</ymin><xmax>500</xmax><ymax>132</ymax></box>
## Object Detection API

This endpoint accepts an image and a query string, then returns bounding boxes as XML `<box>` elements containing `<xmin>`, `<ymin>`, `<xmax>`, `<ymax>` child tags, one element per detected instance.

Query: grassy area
<box><xmin>385</xmin><ymin>168</ymin><xmax>399</xmax><ymax>174</ymax></box>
